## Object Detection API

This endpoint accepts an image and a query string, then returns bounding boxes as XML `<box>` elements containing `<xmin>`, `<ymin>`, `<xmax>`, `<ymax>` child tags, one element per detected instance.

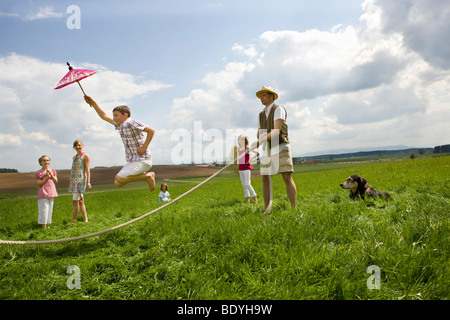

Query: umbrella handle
<box><xmin>77</xmin><ymin>80</ymin><xmax>92</xmax><ymax>107</ymax></box>
<box><xmin>76</xmin><ymin>80</ymin><xmax>86</xmax><ymax>95</ymax></box>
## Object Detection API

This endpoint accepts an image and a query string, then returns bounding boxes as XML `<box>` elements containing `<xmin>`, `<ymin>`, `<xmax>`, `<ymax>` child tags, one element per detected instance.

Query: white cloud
<box><xmin>0</xmin><ymin>134</ymin><xmax>22</xmax><ymax>147</ymax></box>
<box><xmin>207</xmin><ymin>2</ymin><xmax>223</xmax><ymax>9</ymax></box>
<box><xmin>240</xmin><ymin>23</ymin><xmax>411</xmax><ymax>102</ymax></box>
<box><xmin>24</xmin><ymin>6</ymin><xmax>64</xmax><ymax>21</ymax></box>
<box><xmin>370</xmin><ymin>0</ymin><xmax>450</xmax><ymax>69</ymax></box>
<box><xmin>83</xmin><ymin>67</ymin><xmax>172</xmax><ymax>102</ymax></box>
<box><xmin>322</xmin><ymin>84</ymin><xmax>427</xmax><ymax>125</ymax></box>
<box><xmin>0</xmin><ymin>5</ymin><xmax>67</xmax><ymax>22</ymax></box>
<box><xmin>167</xmin><ymin>0</ymin><xmax>450</xmax><ymax>160</ymax></box>
<box><xmin>232</xmin><ymin>43</ymin><xmax>258</xmax><ymax>59</ymax></box>
<box><xmin>167</xmin><ymin>61</ymin><xmax>256</xmax><ymax>131</ymax></box>
<box><xmin>27</xmin><ymin>131</ymin><xmax>63</xmax><ymax>146</ymax></box>
<box><xmin>0</xmin><ymin>12</ymin><xmax>20</xmax><ymax>18</ymax></box>
<box><xmin>0</xmin><ymin>53</ymin><xmax>172</xmax><ymax>172</ymax></box>
<box><xmin>2</xmin><ymin>0</ymin><xmax>449</xmax><ymax>171</ymax></box>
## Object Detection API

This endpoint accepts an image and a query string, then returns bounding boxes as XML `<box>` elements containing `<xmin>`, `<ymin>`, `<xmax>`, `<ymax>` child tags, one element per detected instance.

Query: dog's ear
<box><xmin>356</xmin><ymin>175</ymin><xmax>367</xmax><ymax>194</ymax></box>
<box><xmin>352</xmin><ymin>175</ymin><xmax>365</xmax><ymax>184</ymax></box>
<box><xmin>352</xmin><ymin>175</ymin><xmax>364</xmax><ymax>183</ymax></box>
<box><xmin>359</xmin><ymin>176</ymin><xmax>367</xmax><ymax>185</ymax></box>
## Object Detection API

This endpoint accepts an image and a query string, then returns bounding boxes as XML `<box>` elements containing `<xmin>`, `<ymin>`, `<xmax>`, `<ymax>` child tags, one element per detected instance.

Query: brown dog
<box><xmin>340</xmin><ymin>174</ymin><xmax>391</xmax><ymax>200</ymax></box>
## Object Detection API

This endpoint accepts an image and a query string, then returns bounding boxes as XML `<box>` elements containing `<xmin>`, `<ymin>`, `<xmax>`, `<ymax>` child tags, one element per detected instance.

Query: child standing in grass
<box><xmin>159</xmin><ymin>182</ymin><xmax>171</xmax><ymax>203</ymax></box>
<box><xmin>69</xmin><ymin>140</ymin><xmax>91</xmax><ymax>222</ymax></box>
<box><xmin>84</xmin><ymin>95</ymin><xmax>156</xmax><ymax>193</ymax></box>
<box><xmin>237</xmin><ymin>134</ymin><xmax>258</xmax><ymax>203</ymax></box>
<box><xmin>36</xmin><ymin>155</ymin><xmax>58</xmax><ymax>229</ymax></box>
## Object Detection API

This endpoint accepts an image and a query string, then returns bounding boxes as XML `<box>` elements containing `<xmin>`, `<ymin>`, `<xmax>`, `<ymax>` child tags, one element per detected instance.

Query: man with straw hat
<box><xmin>253</xmin><ymin>86</ymin><xmax>297</xmax><ymax>211</ymax></box>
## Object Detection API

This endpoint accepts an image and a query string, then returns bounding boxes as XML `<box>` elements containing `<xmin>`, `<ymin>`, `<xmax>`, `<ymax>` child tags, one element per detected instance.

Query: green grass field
<box><xmin>0</xmin><ymin>156</ymin><xmax>448</xmax><ymax>300</ymax></box>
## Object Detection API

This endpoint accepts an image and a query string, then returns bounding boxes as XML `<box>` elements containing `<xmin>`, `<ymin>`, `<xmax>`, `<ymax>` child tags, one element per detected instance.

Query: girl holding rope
<box><xmin>237</xmin><ymin>134</ymin><xmax>258</xmax><ymax>204</ymax></box>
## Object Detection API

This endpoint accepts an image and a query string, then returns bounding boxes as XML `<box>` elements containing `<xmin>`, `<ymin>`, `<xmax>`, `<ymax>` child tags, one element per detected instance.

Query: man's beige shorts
<box><xmin>260</xmin><ymin>147</ymin><xmax>294</xmax><ymax>176</ymax></box>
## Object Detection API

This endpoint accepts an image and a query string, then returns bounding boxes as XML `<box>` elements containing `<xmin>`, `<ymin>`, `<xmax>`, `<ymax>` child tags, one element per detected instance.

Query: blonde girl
<box><xmin>237</xmin><ymin>134</ymin><xmax>258</xmax><ymax>203</ymax></box>
<box><xmin>36</xmin><ymin>155</ymin><xmax>58</xmax><ymax>229</ymax></box>
<box><xmin>68</xmin><ymin>140</ymin><xmax>91</xmax><ymax>222</ymax></box>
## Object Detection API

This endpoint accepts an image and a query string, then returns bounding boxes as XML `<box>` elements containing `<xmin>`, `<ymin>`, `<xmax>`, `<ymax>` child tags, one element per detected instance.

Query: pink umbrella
<box><xmin>54</xmin><ymin>62</ymin><xmax>96</xmax><ymax>96</ymax></box>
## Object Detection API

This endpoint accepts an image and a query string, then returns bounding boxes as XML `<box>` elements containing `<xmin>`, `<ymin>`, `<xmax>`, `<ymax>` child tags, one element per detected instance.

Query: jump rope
<box><xmin>0</xmin><ymin>146</ymin><xmax>273</xmax><ymax>245</ymax></box>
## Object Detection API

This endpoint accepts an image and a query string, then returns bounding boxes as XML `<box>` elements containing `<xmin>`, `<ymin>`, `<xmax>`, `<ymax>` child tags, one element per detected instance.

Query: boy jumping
<box><xmin>84</xmin><ymin>96</ymin><xmax>156</xmax><ymax>192</ymax></box>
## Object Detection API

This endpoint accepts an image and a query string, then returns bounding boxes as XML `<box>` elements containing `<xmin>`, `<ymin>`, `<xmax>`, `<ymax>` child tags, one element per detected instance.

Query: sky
<box><xmin>0</xmin><ymin>0</ymin><xmax>449</xmax><ymax>172</ymax></box>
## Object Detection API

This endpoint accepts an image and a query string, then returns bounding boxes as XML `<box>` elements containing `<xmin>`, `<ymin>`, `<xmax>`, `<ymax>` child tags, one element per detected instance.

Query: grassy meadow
<box><xmin>0</xmin><ymin>156</ymin><xmax>448</xmax><ymax>300</ymax></box>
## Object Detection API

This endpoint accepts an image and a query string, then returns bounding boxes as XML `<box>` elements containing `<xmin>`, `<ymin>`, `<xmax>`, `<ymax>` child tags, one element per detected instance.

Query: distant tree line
<box><xmin>433</xmin><ymin>144</ymin><xmax>450</xmax><ymax>153</ymax></box>
<box><xmin>0</xmin><ymin>168</ymin><xmax>18</xmax><ymax>173</ymax></box>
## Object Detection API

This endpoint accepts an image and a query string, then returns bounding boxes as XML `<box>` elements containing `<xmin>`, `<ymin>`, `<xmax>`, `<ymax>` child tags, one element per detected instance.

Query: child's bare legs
<box><xmin>71</xmin><ymin>199</ymin><xmax>88</xmax><ymax>222</ymax></box>
<box><xmin>71</xmin><ymin>200</ymin><xmax>79</xmax><ymax>222</ymax></box>
<box><xmin>80</xmin><ymin>200</ymin><xmax>88</xmax><ymax>222</ymax></box>
<box><xmin>245</xmin><ymin>196</ymin><xmax>258</xmax><ymax>204</ymax></box>
<box><xmin>114</xmin><ymin>172</ymin><xmax>155</xmax><ymax>192</ymax></box>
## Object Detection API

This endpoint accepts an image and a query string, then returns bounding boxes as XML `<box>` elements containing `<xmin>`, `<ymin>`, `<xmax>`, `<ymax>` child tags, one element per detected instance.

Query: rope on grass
<box><xmin>0</xmin><ymin>146</ymin><xmax>271</xmax><ymax>246</ymax></box>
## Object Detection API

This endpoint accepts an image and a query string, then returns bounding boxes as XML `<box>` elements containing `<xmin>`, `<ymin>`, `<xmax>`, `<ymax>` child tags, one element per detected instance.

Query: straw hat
<box><xmin>256</xmin><ymin>85</ymin><xmax>278</xmax><ymax>100</ymax></box>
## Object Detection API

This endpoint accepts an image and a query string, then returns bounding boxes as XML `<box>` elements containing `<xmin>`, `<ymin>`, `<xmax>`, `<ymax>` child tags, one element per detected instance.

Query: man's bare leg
<box><xmin>261</xmin><ymin>175</ymin><xmax>271</xmax><ymax>211</ymax></box>
<box><xmin>281</xmin><ymin>172</ymin><xmax>297</xmax><ymax>209</ymax></box>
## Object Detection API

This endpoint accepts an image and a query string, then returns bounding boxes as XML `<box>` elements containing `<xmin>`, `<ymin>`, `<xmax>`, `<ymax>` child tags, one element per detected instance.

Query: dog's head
<box><xmin>340</xmin><ymin>175</ymin><xmax>367</xmax><ymax>193</ymax></box>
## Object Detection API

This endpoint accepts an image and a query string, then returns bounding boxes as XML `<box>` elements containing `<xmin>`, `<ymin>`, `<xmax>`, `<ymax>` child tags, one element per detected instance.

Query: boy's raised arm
<box><xmin>84</xmin><ymin>95</ymin><xmax>113</xmax><ymax>124</ymax></box>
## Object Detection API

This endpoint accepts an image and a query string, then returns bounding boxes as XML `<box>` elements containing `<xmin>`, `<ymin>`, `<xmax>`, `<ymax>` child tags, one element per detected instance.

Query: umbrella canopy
<box><xmin>54</xmin><ymin>62</ymin><xmax>96</xmax><ymax>96</ymax></box>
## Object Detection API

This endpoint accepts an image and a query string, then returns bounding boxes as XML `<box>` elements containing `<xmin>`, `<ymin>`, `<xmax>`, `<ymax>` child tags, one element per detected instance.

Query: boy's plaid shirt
<box><xmin>114</xmin><ymin>118</ymin><xmax>152</xmax><ymax>162</ymax></box>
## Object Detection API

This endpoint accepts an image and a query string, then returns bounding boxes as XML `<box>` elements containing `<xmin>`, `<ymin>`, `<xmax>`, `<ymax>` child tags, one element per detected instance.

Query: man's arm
<box><xmin>84</xmin><ymin>96</ymin><xmax>114</xmax><ymax>125</ymax></box>
<box><xmin>255</xmin><ymin>119</ymin><xmax>283</xmax><ymax>147</ymax></box>
<box><xmin>137</xmin><ymin>126</ymin><xmax>156</xmax><ymax>155</ymax></box>
<box><xmin>265</xmin><ymin>119</ymin><xmax>283</xmax><ymax>142</ymax></box>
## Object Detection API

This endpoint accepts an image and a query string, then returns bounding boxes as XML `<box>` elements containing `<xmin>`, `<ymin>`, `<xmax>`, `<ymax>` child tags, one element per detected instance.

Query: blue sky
<box><xmin>1</xmin><ymin>0</ymin><xmax>449</xmax><ymax>172</ymax></box>
<box><xmin>1</xmin><ymin>1</ymin><xmax>361</xmax><ymax>75</ymax></box>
